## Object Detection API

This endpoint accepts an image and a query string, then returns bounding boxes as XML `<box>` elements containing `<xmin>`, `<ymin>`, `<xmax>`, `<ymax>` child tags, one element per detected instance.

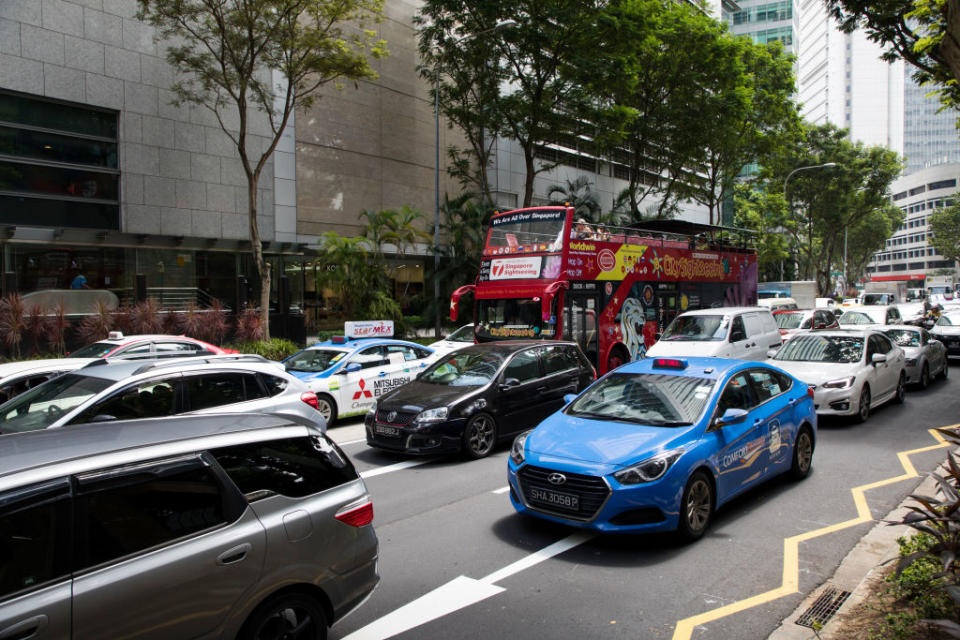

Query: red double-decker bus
<box><xmin>450</xmin><ymin>206</ymin><xmax>759</xmax><ymax>374</ymax></box>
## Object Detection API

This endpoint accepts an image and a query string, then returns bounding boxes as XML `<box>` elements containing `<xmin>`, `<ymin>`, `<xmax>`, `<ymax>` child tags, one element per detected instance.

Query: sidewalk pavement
<box><xmin>766</xmin><ymin>473</ymin><xmax>938</xmax><ymax>640</ymax></box>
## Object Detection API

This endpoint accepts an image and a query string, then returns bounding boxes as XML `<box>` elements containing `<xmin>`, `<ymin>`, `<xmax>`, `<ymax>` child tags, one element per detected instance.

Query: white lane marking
<box><xmin>339</xmin><ymin>438</ymin><xmax>367</xmax><ymax>446</ymax></box>
<box><xmin>491</xmin><ymin>486</ymin><xmax>510</xmax><ymax>494</ymax></box>
<box><xmin>340</xmin><ymin>576</ymin><xmax>505</xmax><ymax>640</ymax></box>
<box><xmin>359</xmin><ymin>460</ymin><xmax>429</xmax><ymax>479</ymax></box>
<box><xmin>340</xmin><ymin>533</ymin><xmax>594</xmax><ymax>640</ymax></box>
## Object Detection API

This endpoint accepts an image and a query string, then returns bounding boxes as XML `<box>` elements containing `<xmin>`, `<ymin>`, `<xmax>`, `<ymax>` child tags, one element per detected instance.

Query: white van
<box><xmin>645</xmin><ymin>307</ymin><xmax>782</xmax><ymax>361</ymax></box>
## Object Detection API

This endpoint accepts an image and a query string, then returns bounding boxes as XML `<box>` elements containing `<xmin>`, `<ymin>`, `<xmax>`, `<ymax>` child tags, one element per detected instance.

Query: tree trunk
<box><xmin>522</xmin><ymin>146</ymin><xmax>535</xmax><ymax>208</ymax></box>
<box><xmin>247</xmin><ymin>177</ymin><xmax>271</xmax><ymax>340</ymax></box>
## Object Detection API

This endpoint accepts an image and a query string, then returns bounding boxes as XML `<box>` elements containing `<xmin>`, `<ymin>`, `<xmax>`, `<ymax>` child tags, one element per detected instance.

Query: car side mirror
<box><xmin>714</xmin><ymin>408</ymin><xmax>748</xmax><ymax>428</ymax></box>
<box><xmin>89</xmin><ymin>414</ymin><xmax>117</xmax><ymax>423</ymax></box>
<box><xmin>563</xmin><ymin>393</ymin><xmax>577</xmax><ymax>405</ymax></box>
<box><xmin>499</xmin><ymin>377</ymin><xmax>520</xmax><ymax>392</ymax></box>
<box><xmin>871</xmin><ymin>353</ymin><xmax>887</xmax><ymax>365</ymax></box>
<box><xmin>341</xmin><ymin>362</ymin><xmax>362</xmax><ymax>374</ymax></box>
<box><xmin>766</xmin><ymin>349</ymin><xmax>778</xmax><ymax>358</ymax></box>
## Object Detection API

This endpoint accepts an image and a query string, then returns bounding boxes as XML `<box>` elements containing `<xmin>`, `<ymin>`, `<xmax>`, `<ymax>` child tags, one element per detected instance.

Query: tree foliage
<box><xmin>930</xmin><ymin>200</ymin><xmax>960</xmax><ymax>261</ymax></box>
<box><xmin>313</xmin><ymin>233</ymin><xmax>402</xmax><ymax>323</ymax></box>
<box><xmin>137</xmin><ymin>0</ymin><xmax>387</xmax><ymax>337</ymax></box>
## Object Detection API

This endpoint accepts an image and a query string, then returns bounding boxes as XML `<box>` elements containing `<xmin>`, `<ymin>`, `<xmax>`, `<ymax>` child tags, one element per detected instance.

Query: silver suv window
<box><xmin>185</xmin><ymin>373</ymin><xmax>264</xmax><ymax>412</ymax></box>
<box><xmin>0</xmin><ymin>374</ymin><xmax>113</xmax><ymax>434</ymax></box>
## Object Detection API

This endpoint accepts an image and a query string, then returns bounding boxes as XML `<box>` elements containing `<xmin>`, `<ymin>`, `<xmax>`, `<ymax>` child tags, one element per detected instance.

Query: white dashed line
<box><xmin>491</xmin><ymin>486</ymin><xmax>511</xmax><ymax>494</ymax></box>
<box><xmin>359</xmin><ymin>460</ymin><xmax>429</xmax><ymax>479</ymax></box>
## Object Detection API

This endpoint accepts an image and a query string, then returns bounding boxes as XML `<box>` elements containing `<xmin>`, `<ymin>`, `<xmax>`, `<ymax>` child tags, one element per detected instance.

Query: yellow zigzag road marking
<box><xmin>671</xmin><ymin>426</ymin><xmax>953</xmax><ymax>640</ymax></box>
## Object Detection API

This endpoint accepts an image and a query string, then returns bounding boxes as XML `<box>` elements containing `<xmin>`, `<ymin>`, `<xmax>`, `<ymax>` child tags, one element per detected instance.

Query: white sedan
<box><xmin>767</xmin><ymin>329</ymin><xmax>906</xmax><ymax>423</ymax></box>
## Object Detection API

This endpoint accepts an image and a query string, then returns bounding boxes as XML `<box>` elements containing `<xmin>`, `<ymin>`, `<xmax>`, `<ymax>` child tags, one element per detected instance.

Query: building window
<box><xmin>928</xmin><ymin>178</ymin><xmax>957</xmax><ymax>191</ymax></box>
<box><xmin>909</xmin><ymin>185</ymin><xmax>926</xmax><ymax>196</ymax></box>
<box><xmin>0</xmin><ymin>91</ymin><xmax>119</xmax><ymax>230</ymax></box>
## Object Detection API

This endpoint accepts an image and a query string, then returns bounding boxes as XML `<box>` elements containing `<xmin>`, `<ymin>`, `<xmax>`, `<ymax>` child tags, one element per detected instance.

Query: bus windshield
<box><xmin>484</xmin><ymin>209</ymin><xmax>566</xmax><ymax>256</ymax></box>
<box><xmin>476</xmin><ymin>298</ymin><xmax>557</xmax><ymax>341</ymax></box>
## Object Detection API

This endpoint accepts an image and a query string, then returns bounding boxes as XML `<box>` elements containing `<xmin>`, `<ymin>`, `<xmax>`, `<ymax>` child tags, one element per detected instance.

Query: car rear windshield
<box><xmin>68</xmin><ymin>341</ymin><xmax>116</xmax><ymax>358</ymax></box>
<box><xmin>421</xmin><ymin>351</ymin><xmax>505</xmax><ymax>386</ymax></box>
<box><xmin>660</xmin><ymin>315</ymin><xmax>727</xmax><ymax>342</ymax></box>
<box><xmin>0</xmin><ymin>373</ymin><xmax>113</xmax><ymax>433</ymax></box>
<box><xmin>883</xmin><ymin>329</ymin><xmax>920</xmax><ymax>347</ymax></box>
<box><xmin>284</xmin><ymin>349</ymin><xmax>347</xmax><ymax>373</ymax></box>
<box><xmin>774</xmin><ymin>335</ymin><xmax>864</xmax><ymax>364</ymax></box>
<box><xmin>566</xmin><ymin>373</ymin><xmax>714</xmax><ymax>426</ymax></box>
<box><xmin>838</xmin><ymin>311</ymin><xmax>875</xmax><ymax>325</ymax></box>
<box><xmin>775</xmin><ymin>313</ymin><xmax>808</xmax><ymax>330</ymax></box>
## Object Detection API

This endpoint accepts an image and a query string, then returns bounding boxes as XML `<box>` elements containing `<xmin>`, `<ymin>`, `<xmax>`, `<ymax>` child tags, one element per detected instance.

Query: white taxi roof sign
<box><xmin>345</xmin><ymin>320</ymin><xmax>394</xmax><ymax>339</ymax></box>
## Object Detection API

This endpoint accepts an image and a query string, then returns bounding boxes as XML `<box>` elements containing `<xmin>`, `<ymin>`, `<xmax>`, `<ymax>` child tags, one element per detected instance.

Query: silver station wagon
<box><xmin>0</xmin><ymin>413</ymin><xmax>378</xmax><ymax>640</ymax></box>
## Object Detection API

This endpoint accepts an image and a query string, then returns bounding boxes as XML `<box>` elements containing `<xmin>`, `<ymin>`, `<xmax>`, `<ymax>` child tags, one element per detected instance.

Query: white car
<box><xmin>931</xmin><ymin>311</ymin><xmax>960</xmax><ymax>359</ymax></box>
<box><xmin>837</xmin><ymin>305</ymin><xmax>902</xmax><ymax>327</ymax></box>
<box><xmin>767</xmin><ymin>329</ymin><xmax>906</xmax><ymax>422</ymax></box>
<box><xmin>428</xmin><ymin>324</ymin><xmax>475</xmax><ymax>355</ymax></box>
<box><xmin>283</xmin><ymin>337</ymin><xmax>438</xmax><ymax>423</ymax></box>
<box><xmin>646</xmin><ymin>307</ymin><xmax>782</xmax><ymax>360</ymax></box>
<box><xmin>0</xmin><ymin>358</ymin><xmax>96</xmax><ymax>403</ymax></box>
<box><xmin>881</xmin><ymin>325</ymin><xmax>948</xmax><ymax>387</ymax></box>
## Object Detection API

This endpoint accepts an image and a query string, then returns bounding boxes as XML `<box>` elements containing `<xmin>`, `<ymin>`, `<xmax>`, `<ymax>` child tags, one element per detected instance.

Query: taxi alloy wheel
<box><xmin>678</xmin><ymin>471</ymin><xmax>713</xmax><ymax>542</ymax></box>
<box><xmin>463</xmin><ymin>412</ymin><xmax>497</xmax><ymax>460</ymax></box>
<box><xmin>894</xmin><ymin>373</ymin><xmax>906</xmax><ymax>404</ymax></box>
<box><xmin>790</xmin><ymin>427</ymin><xmax>814</xmax><ymax>480</ymax></box>
<box><xmin>315</xmin><ymin>394</ymin><xmax>337</xmax><ymax>425</ymax></box>
<box><xmin>855</xmin><ymin>386</ymin><xmax>870</xmax><ymax>423</ymax></box>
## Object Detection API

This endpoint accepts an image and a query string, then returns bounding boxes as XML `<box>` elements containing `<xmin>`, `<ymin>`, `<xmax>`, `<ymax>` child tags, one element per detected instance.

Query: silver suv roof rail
<box><xmin>128</xmin><ymin>353</ymin><xmax>274</xmax><ymax>375</ymax></box>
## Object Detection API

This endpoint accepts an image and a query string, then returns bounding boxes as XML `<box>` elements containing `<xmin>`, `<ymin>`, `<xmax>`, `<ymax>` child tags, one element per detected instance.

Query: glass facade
<box><xmin>903</xmin><ymin>75</ymin><xmax>960</xmax><ymax>174</ymax></box>
<box><xmin>0</xmin><ymin>91</ymin><xmax>119</xmax><ymax>230</ymax></box>
<box><xmin>733</xmin><ymin>1</ymin><xmax>792</xmax><ymax>24</ymax></box>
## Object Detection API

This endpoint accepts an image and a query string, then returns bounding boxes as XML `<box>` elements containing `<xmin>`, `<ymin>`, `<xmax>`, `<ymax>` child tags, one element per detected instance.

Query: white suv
<box><xmin>646</xmin><ymin>307</ymin><xmax>782</xmax><ymax>360</ymax></box>
<box><xmin>0</xmin><ymin>355</ymin><xmax>325</xmax><ymax>435</ymax></box>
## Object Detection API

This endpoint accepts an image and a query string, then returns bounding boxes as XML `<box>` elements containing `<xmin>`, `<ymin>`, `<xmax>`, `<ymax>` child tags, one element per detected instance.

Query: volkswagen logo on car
<box><xmin>547</xmin><ymin>473</ymin><xmax>567</xmax><ymax>485</ymax></box>
<box><xmin>386</xmin><ymin>411</ymin><xmax>397</xmax><ymax>423</ymax></box>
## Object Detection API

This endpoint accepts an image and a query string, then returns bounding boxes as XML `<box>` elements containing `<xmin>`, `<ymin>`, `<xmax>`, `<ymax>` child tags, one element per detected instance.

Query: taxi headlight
<box><xmin>414</xmin><ymin>407</ymin><xmax>448</xmax><ymax>424</ymax></box>
<box><xmin>510</xmin><ymin>430</ymin><xmax>531</xmax><ymax>466</ymax></box>
<box><xmin>822</xmin><ymin>376</ymin><xmax>855</xmax><ymax>389</ymax></box>
<box><xmin>613</xmin><ymin>448</ymin><xmax>684</xmax><ymax>485</ymax></box>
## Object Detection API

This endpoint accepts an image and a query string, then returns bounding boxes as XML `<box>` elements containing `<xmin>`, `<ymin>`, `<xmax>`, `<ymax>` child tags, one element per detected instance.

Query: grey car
<box><xmin>0</xmin><ymin>413</ymin><xmax>378</xmax><ymax>640</ymax></box>
<box><xmin>0</xmin><ymin>355</ymin><xmax>326</xmax><ymax>435</ymax></box>
<box><xmin>883</xmin><ymin>325</ymin><xmax>949</xmax><ymax>388</ymax></box>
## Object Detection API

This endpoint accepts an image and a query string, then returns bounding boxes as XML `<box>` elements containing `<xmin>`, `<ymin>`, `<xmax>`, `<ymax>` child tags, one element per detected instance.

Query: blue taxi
<box><xmin>507</xmin><ymin>357</ymin><xmax>816</xmax><ymax>540</ymax></box>
<box><xmin>283</xmin><ymin>337</ymin><xmax>437</xmax><ymax>424</ymax></box>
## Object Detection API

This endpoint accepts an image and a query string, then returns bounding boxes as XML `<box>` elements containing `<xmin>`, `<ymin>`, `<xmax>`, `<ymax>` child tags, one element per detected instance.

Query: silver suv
<box><xmin>0</xmin><ymin>413</ymin><xmax>378</xmax><ymax>639</ymax></box>
<box><xmin>0</xmin><ymin>355</ymin><xmax>326</xmax><ymax>435</ymax></box>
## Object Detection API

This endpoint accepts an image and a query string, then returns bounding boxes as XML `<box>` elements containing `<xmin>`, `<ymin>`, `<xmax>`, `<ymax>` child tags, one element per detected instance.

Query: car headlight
<box><xmin>904</xmin><ymin>358</ymin><xmax>917</xmax><ymax>366</ymax></box>
<box><xmin>822</xmin><ymin>376</ymin><xmax>856</xmax><ymax>389</ymax></box>
<box><xmin>414</xmin><ymin>407</ymin><xmax>448</xmax><ymax>424</ymax></box>
<box><xmin>613</xmin><ymin>448</ymin><xmax>684</xmax><ymax>485</ymax></box>
<box><xmin>510</xmin><ymin>430</ymin><xmax>531</xmax><ymax>466</ymax></box>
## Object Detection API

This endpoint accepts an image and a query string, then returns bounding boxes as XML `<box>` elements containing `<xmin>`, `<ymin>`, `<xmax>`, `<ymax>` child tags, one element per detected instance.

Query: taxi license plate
<box><xmin>528</xmin><ymin>487</ymin><xmax>579</xmax><ymax>512</ymax></box>
<box><xmin>374</xmin><ymin>424</ymin><xmax>400</xmax><ymax>437</ymax></box>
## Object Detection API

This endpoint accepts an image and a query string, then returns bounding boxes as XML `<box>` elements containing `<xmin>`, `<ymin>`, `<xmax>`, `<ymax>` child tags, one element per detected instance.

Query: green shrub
<box><xmin>229</xmin><ymin>338</ymin><xmax>300</xmax><ymax>361</ymax></box>
<box><xmin>887</xmin><ymin>533</ymin><xmax>959</xmax><ymax>621</ymax></box>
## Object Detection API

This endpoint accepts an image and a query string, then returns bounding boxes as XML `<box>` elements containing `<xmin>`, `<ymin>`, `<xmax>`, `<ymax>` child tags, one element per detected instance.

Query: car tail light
<box><xmin>335</xmin><ymin>499</ymin><xmax>374</xmax><ymax>527</ymax></box>
<box><xmin>807</xmin><ymin>386</ymin><xmax>815</xmax><ymax>399</ymax></box>
<box><xmin>300</xmin><ymin>391</ymin><xmax>320</xmax><ymax>410</ymax></box>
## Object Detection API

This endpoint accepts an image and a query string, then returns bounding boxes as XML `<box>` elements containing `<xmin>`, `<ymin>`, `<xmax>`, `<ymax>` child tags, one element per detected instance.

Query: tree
<box><xmin>930</xmin><ymin>200</ymin><xmax>960</xmax><ymax>261</ymax></box>
<box><xmin>824</xmin><ymin>0</ymin><xmax>960</xmax><ymax>111</ymax></box>
<box><xmin>313</xmin><ymin>232</ymin><xmax>402</xmax><ymax>322</ymax></box>
<box><xmin>733</xmin><ymin>184</ymin><xmax>793</xmax><ymax>281</ymax></box>
<box><xmin>693</xmin><ymin>38</ymin><xmax>799</xmax><ymax>225</ymax></box>
<box><xmin>138</xmin><ymin>0</ymin><xmax>387</xmax><ymax>338</ymax></box>
<box><xmin>547</xmin><ymin>176</ymin><xmax>601</xmax><ymax>221</ymax></box>
<box><xmin>845</xmin><ymin>206</ymin><xmax>904</xmax><ymax>287</ymax></box>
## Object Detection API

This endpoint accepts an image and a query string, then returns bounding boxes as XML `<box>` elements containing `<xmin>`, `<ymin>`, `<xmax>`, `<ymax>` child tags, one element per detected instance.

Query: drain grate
<box><xmin>795</xmin><ymin>585</ymin><xmax>852</xmax><ymax>628</ymax></box>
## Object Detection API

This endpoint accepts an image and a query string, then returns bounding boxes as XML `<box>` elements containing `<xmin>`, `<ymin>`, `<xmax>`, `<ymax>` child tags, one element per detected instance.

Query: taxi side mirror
<box><xmin>341</xmin><ymin>362</ymin><xmax>362</xmax><ymax>374</ymax></box>
<box><xmin>714</xmin><ymin>408</ymin><xmax>748</xmax><ymax>428</ymax></box>
<box><xmin>563</xmin><ymin>393</ymin><xmax>577</xmax><ymax>405</ymax></box>
<box><xmin>766</xmin><ymin>349</ymin><xmax>778</xmax><ymax>358</ymax></box>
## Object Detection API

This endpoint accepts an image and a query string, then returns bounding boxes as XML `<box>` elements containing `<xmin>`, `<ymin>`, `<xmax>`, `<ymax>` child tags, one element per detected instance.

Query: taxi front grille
<box><xmin>375</xmin><ymin>410</ymin><xmax>417</xmax><ymax>426</ymax></box>
<box><xmin>517</xmin><ymin>465</ymin><xmax>610</xmax><ymax>522</ymax></box>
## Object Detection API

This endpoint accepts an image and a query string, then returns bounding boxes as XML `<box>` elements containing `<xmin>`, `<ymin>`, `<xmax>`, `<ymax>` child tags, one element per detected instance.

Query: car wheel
<box><xmin>789</xmin><ymin>427</ymin><xmax>814</xmax><ymax>480</ymax></box>
<box><xmin>677</xmin><ymin>471</ymin><xmax>713</xmax><ymax>542</ymax></box>
<box><xmin>238</xmin><ymin>592</ymin><xmax>327</xmax><ymax>640</ymax></box>
<box><xmin>315</xmin><ymin>394</ymin><xmax>337</xmax><ymax>426</ymax></box>
<box><xmin>462</xmin><ymin>412</ymin><xmax>497</xmax><ymax>459</ymax></box>
<box><xmin>855</xmin><ymin>386</ymin><xmax>871</xmax><ymax>423</ymax></box>
<box><xmin>919</xmin><ymin>364</ymin><xmax>929</xmax><ymax>389</ymax></box>
<box><xmin>894</xmin><ymin>372</ymin><xmax>906</xmax><ymax>404</ymax></box>
<box><xmin>941</xmin><ymin>360</ymin><xmax>950</xmax><ymax>379</ymax></box>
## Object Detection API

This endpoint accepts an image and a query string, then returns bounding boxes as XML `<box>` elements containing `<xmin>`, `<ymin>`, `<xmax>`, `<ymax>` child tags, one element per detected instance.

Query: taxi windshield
<box><xmin>284</xmin><ymin>348</ymin><xmax>348</xmax><ymax>373</ymax></box>
<box><xmin>476</xmin><ymin>298</ymin><xmax>556</xmax><ymax>341</ymax></box>
<box><xmin>774</xmin><ymin>335</ymin><xmax>864</xmax><ymax>363</ymax></box>
<box><xmin>566</xmin><ymin>373</ymin><xmax>714</xmax><ymax>426</ymax></box>
<box><xmin>775</xmin><ymin>313</ymin><xmax>808</xmax><ymax>330</ymax></box>
<box><xmin>660</xmin><ymin>315</ymin><xmax>727</xmax><ymax>342</ymax></box>
<box><xmin>0</xmin><ymin>373</ymin><xmax>112</xmax><ymax>434</ymax></box>
<box><xmin>883</xmin><ymin>329</ymin><xmax>920</xmax><ymax>347</ymax></box>
<box><xmin>68</xmin><ymin>341</ymin><xmax>117</xmax><ymax>358</ymax></box>
<box><xmin>420</xmin><ymin>351</ymin><xmax>504</xmax><ymax>387</ymax></box>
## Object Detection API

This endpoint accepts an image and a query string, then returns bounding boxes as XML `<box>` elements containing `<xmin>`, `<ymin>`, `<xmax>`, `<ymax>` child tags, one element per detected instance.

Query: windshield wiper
<box><xmin>569</xmin><ymin>410</ymin><xmax>617</xmax><ymax>421</ymax></box>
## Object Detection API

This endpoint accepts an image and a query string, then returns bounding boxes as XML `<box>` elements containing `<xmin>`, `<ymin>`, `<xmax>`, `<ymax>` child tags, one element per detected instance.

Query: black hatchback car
<box><xmin>365</xmin><ymin>341</ymin><xmax>596</xmax><ymax>459</ymax></box>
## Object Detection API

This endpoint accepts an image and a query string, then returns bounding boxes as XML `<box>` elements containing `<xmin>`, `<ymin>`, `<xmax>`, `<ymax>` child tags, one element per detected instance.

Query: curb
<box><xmin>766</xmin><ymin>473</ymin><xmax>939</xmax><ymax>640</ymax></box>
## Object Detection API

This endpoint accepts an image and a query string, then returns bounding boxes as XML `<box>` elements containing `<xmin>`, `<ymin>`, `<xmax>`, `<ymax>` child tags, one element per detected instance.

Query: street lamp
<box><xmin>781</xmin><ymin>162</ymin><xmax>838</xmax><ymax>280</ymax></box>
<box><xmin>433</xmin><ymin>20</ymin><xmax>515</xmax><ymax>338</ymax></box>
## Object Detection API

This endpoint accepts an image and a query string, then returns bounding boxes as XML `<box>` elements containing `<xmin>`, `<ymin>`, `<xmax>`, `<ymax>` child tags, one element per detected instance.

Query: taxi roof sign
<box><xmin>652</xmin><ymin>358</ymin><xmax>687</xmax><ymax>370</ymax></box>
<box><xmin>345</xmin><ymin>320</ymin><xmax>394</xmax><ymax>339</ymax></box>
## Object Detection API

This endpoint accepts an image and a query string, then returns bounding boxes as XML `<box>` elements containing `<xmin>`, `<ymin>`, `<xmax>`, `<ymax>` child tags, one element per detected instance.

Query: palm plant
<box><xmin>547</xmin><ymin>176</ymin><xmax>601</xmax><ymax>221</ymax></box>
<box><xmin>0</xmin><ymin>295</ymin><xmax>26</xmax><ymax>359</ymax></box>
<box><xmin>24</xmin><ymin>304</ymin><xmax>49</xmax><ymax>357</ymax></box>
<box><xmin>78</xmin><ymin>300</ymin><xmax>114</xmax><ymax>345</ymax></box>
<box><xmin>48</xmin><ymin>303</ymin><xmax>68</xmax><ymax>356</ymax></box>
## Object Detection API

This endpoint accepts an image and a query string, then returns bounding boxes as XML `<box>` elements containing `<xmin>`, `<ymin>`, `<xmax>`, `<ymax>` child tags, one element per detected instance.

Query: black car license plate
<box><xmin>374</xmin><ymin>424</ymin><xmax>400</xmax><ymax>437</ymax></box>
<box><xmin>528</xmin><ymin>486</ymin><xmax>579</xmax><ymax>512</ymax></box>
